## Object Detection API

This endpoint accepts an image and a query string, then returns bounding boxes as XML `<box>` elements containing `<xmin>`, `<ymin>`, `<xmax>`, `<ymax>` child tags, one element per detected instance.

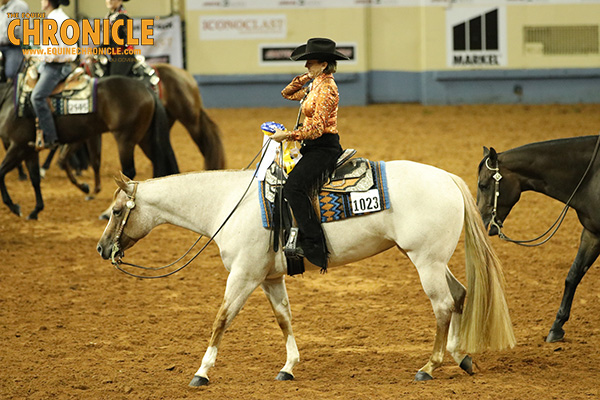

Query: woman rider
<box><xmin>271</xmin><ymin>37</ymin><xmax>349</xmax><ymax>271</ymax></box>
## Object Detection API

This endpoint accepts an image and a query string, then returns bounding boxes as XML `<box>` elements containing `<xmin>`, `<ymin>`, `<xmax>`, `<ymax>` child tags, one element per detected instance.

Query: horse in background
<box><xmin>477</xmin><ymin>136</ymin><xmax>600</xmax><ymax>342</ymax></box>
<box><xmin>0</xmin><ymin>75</ymin><xmax>177</xmax><ymax>219</ymax></box>
<box><xmin>41</xmin><ymin>62</ymin><xmax>227</xmax><ymax>196</ymax></box>
<box><xmin>97</xmin><ymin>161</ymin><xmax>515</xmax><ymax>386</ymax></box>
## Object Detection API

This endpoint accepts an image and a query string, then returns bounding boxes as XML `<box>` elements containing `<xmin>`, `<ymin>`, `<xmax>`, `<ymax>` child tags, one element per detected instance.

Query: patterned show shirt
<box><xmin>281</xmin><ymin>72</ymin><xmax>339</xmax><ymax>141</ymax></box>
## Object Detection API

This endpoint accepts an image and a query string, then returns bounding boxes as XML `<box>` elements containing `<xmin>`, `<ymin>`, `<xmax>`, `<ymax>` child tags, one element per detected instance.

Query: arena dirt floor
<box><xmin>2</xmin><ymin>103</ymin><xmax>600</xmax><ymax>400</ymax></box>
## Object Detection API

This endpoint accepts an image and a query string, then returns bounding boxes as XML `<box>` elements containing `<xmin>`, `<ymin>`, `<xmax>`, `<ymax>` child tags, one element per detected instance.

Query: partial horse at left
<box><xmin>40</xmin><ymin>63</ymin><xmax>226</xmax><ymax>198</ymax></box>
<box><xmin>0</xmin><ymin>76</ymin><xmax>176</xmax><ymax>220</ymax></box>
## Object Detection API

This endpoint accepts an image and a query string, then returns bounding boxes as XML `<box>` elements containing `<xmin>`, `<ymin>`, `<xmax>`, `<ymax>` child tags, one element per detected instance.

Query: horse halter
<box><xmin>110</xmin><ymin>181</ymin><xmax>139</xmax><ymax>265</ymax></box>
<box><xmin>484</xmin><ymin>157</ymin><xmax>505</xmax><ymax>236</ymax></box>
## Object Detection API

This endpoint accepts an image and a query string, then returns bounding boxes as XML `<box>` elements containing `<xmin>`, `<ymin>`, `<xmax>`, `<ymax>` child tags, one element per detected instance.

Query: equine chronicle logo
<box><xmin>6</xmin><ymin>12</ymin><xmax>154</xmax><ymax>56</ymax></box>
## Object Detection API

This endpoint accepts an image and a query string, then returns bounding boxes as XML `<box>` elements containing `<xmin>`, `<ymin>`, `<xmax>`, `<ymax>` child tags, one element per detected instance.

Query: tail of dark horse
<box><xmin>149</xmin><ymin>91</ymin><xmax>179</xmax><ymax>177</ymax></box>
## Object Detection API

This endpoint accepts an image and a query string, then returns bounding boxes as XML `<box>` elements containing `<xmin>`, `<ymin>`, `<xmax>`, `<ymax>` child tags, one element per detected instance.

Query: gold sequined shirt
<box><xmin>281</xmin><ymin>72</ymin><xmax>339</xmax><ymax>141</ymax></box>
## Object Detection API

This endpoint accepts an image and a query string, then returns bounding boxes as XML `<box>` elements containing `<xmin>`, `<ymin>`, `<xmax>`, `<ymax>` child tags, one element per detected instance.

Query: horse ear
<box><xmin>489</xmin><ymin>147</ymin><xmax>498</xmax><ymax>162</ymax></box>
<box><xmin>483</xmin><ymin>146</ymin><xmax>490</xmax><ymax>157</ymax></box>
<box><xmin>114</xmin><ymin>172</ymin><xmax>132</xmax><ymax>195</ymax></box>
<box><xmin>119</xmin><ymin>171</ymin><xmax>132</xmax><ymax>183</ymax></box>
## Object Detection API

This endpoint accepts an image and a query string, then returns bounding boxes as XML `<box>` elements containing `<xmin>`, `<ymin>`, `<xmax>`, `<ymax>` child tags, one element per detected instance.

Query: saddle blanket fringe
<box><xmin>259</xmin><ymin>160</ymin><xmax>390</xmax><ymax>229</ymax></box>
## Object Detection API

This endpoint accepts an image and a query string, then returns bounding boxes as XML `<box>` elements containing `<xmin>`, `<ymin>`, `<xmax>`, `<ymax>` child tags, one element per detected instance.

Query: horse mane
<box><xmin>480</xmin><ymin>135</ymin><xmax>598</xmax><ymax>170</ymax></box>
<box><xmin>506</xmin><ymin>135</ymin><xmax>597</xmax><ymax>154</ymax></box>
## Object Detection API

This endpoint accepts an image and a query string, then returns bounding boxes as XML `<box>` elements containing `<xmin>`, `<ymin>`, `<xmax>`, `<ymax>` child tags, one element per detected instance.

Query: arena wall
<box><xmin>183</xmin><ymin>0</ymin><xmax>600</xmax><ymax>107</ymax></box>
<box><xmin>20</xmin><ymin>0</ymin><xmax>600</xmax><ymax>107</ymax></box>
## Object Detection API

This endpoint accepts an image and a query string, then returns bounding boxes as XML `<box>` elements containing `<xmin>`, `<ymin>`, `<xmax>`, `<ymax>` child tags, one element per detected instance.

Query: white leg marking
<box><xmin>196</xmin><ymin>346</ymin><xmax>218</xmax><ymax>378</ymax></box>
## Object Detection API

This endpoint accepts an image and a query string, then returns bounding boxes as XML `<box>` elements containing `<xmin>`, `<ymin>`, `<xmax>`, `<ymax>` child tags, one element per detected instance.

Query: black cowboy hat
<box><xmin>290</xmin><ymin>38</ymin><xmax>349</xmax><ymax>61</ymax></box>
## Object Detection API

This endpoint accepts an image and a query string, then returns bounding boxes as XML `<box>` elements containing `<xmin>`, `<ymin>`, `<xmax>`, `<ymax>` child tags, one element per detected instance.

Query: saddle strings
<box><xmin>114</xmin><ymin>137</ymin><xmax>275</xmax><ymax>279</ymax></box>
<box><xmin>497</xmin><ymin>132</ymin><xmax>600</xmax><ymax>247</ymax></box>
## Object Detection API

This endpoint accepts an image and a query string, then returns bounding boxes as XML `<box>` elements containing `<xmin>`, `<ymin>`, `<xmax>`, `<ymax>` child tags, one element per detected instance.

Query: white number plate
<box><xmin>67</xmin><ymin>99</ymin><xmax>89</xmax><ymax>114</ymax></box>
<box><xmin>350</xmin><ymin>188</ymin><xmax>381</xmax><ymax>214</ymax></box>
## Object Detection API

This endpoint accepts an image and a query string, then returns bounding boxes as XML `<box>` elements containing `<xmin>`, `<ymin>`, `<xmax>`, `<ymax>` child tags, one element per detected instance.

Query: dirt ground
<box><xmin>1</xmin><ymin>103</ymin><xmax>600</xmax><ymax>400</ymax></box>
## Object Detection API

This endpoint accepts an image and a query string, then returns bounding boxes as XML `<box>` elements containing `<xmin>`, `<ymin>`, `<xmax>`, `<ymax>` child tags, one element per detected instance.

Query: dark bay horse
<box><xmin>0</xmin><ymin>76</ymin><xmax>177</xmax><ymax>220</ymax></box>
<box><xmin>477</xmin><ymin>135</ymin><xmax>600</xmax><ymax>342</ymax></box>
<box><xmin>43</xmin><ymin>63</ymin><xmax>226</xmax><ymax>195</ymax></box>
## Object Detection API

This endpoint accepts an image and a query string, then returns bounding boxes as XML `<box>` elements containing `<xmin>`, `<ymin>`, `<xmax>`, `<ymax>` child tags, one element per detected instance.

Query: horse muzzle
<box><xmin>97</xmin><ymin>240</ymin><xmax>123</xmax><ymax>261</ymax></box>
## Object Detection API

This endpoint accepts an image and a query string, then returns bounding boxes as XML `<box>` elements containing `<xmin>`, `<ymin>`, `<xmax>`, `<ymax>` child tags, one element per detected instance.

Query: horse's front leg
<box><xmin>87</xmin><ymin>135</ymin><xmax>102</xmax><ymax>198</ymax></box>
<box><xmin>24</xmin><ymin>153</ymin><xmax>44</xmax><ymax>220</ymax></box>
<box><xmin>261</xmin><ymin>275</ymin><xmax>299</xmax><ymax>381</ymax></box>
<box><xmin>547</xmin><ymin>228</ymin><xmax>600</xmax><ymax>342</ymax></box>
<box><xmin>57</xmin><ymin>144</ymin><xmax>92</xmax><ymax>196</ymax></box>
<box><xmin>189</xmin><ymin>271</ymin><xmax>263</xmax><ymax>387</ymax></box>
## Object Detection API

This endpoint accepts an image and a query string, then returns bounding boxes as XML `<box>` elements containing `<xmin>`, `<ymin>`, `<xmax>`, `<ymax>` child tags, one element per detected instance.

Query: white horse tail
<box><xmin>449</xmin><ymin>173</ymin><xmax>516</xmax><ymax>354</ymax></box>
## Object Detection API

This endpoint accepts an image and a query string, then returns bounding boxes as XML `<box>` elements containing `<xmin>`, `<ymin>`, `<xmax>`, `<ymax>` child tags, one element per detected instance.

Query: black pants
<box><xmin>283</xmin><ymin>134</ymin><xmax>342</xmax><ymax>268</ymax></box>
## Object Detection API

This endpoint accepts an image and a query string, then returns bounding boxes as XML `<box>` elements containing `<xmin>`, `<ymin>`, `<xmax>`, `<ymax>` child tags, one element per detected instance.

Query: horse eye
<box><xmin>478</xmin><ymin>182</ymin><xmax>489</xmax><ymax>191</ymax></box>
<box><xmin>113</xmin><ymin>208</ymin><xmax>122</xmax><ymax>217</ymax></box>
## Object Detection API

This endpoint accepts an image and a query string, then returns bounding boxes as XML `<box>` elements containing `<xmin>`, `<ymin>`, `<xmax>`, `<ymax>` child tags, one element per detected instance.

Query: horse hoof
<box><xmin>189</xmin><ymin>375</ymin><xmax>209</xmax><ymax>387</ymax></box>
<box><xmin>27</xmin><ymin>212</ymin><xmax>39</xmax><ymax>221</ymax></box>
<box><xmin>460</xmin><ymin>355</ymin><xmax>474</xmax><ymax>375</ymax></box>
<box><xmin>10</xmin><ymin>204</ymin><xmax>22</xmax><ymax>217</ymax></box>
<box><xmin>414</xmin><ymin>371</ymin><xmax>433</xmax><ymax>381</ymax></box>
<box><xmin>546</xmin><ymin>329</ymin><xmax>565</xmax><ymax>343</ymax></box>
<box><xmin>275</xmin><ymin>371</ymin><xmax>294</xmax><ymax>381</ymax></box>
<box><xmin>80</xmin><ymin>183</ymin><xmax>90</xmax><ymax>194</ymax></box>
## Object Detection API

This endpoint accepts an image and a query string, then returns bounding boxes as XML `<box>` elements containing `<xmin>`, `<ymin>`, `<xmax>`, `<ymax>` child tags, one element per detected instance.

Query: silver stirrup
<box><xmin>284</xmin><ymin>227</ymin><xmax>302</xmax><ymax>258</ymax></box>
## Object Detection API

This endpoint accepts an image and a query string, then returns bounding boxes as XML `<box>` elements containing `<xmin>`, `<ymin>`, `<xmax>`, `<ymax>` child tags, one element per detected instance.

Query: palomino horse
<box><xmin>43</xmin><ymin>63</ymin><xmax>226</xmax><ymax>198</ymax></box>
<box><xmin>477</xmin><ymin>136</ymin><xmax>600</xmax><ymax>343</ymax></box>
<box><xmin>97</xmin><ymin>161</ymin><xmax>516</xmax><ymax>385</ymax></box>
<box><xmin>0</xmin><ymin>76</ymin><xmax>177</xmax><ymax>220</ymax></box>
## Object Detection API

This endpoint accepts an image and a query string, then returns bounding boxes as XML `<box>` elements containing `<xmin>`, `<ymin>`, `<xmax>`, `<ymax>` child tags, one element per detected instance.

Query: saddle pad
<box><xmin>259</xmin><ymin>160</ymin><xmax>390</xmax><ymax>229</ymax></box>
<box><xmin>15</xmin><ymin>72</ymin><xmax>99</xmax><ymax>118</ymax></box>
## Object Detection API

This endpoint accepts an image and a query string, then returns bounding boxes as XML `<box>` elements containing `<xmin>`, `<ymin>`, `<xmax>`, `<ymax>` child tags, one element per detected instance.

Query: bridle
<box><xmin>483</xmin><ymin>134</ymin><xmax>600</xmax><ymax>246</ymax></box>
<box><xmin>484</xmin><ymin>157</ymin><xmax>505</xmax><ymax>237</ymax></box>
<box><xmin>109</xmin><ymin>137</ymin><xmax>276</xmax><ymax>279</ymax></box>
<box><xmin>110</xmin><ymin>181</ymin><xmax>139</xmax><ymax>265</ymax></box>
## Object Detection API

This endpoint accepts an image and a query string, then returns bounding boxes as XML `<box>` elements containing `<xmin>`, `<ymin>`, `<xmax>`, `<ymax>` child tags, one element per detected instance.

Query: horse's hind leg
<box><xmin>260</xmin><ymin>276</ymin><xmax>299</xmax><ymax>381</ymax></box>
<box><xmin>114</xmin><ymin>137</ymin><xmax>136</xmax><ymax>179</ymax></box>
<box><xmin>444</xmin><ymin>268</ymin><xmax>473</xmax><ymax>375</ymax></box>
<box><xmin>189</xmin><ymin>271</ymin><xmax>262</xmax><ymax>387</ymax></box>
<box><xmin>547</xmin><ymin>228</ymin><xmax>600</xmax><ymax>342</ymax></box>
<box><xmin>409</xmin><ymin>257</ymin><xmax>455</xmax><ymax>381</ymax></box>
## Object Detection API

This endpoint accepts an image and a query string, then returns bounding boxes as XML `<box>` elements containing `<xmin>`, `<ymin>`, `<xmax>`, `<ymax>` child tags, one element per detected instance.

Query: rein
<box><xmin>112</xmin><ymin>78</ymin><xmax>314</xmax><ymax>278</ymax></box>
<box><xmin>111</xmin><ymin>138</ymin><xmax>275</xmax><ymax>279</ymax></box>
<box><xmin>486</xmin><ymin>134</ymin><xmax>600</xmax><ymax>247</ymax></box>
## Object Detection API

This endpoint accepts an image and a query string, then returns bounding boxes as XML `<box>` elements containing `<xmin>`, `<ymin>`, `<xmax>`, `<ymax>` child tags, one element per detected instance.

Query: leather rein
<box><xmin>110</xmin><ymin>139</ymin><xmax>275</xmax><ymax>279</ymax></box>
<box><xmin>484</xmin><ymin>134</ymin><xmax>600</xmax><ymax>247</ymax></box>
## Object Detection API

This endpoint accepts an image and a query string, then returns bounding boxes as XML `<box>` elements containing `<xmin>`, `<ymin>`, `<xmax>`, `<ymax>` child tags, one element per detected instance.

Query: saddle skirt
<box><xmin>259</xmin><ymin>154</ymin><xmax>391</xmax><ymax>229</ymax></box>
<box><xmin>16</xmin><ymin>65</ymin><xmax>98</xmax><ymax>118</ymax></box>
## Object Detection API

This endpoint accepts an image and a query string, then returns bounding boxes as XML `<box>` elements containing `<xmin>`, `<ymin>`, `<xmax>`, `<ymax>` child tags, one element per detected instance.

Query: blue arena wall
<box><xmin>196</xmin><ymin>68</ymin><xmax>600</xmax><ymax>108</ymax></box>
